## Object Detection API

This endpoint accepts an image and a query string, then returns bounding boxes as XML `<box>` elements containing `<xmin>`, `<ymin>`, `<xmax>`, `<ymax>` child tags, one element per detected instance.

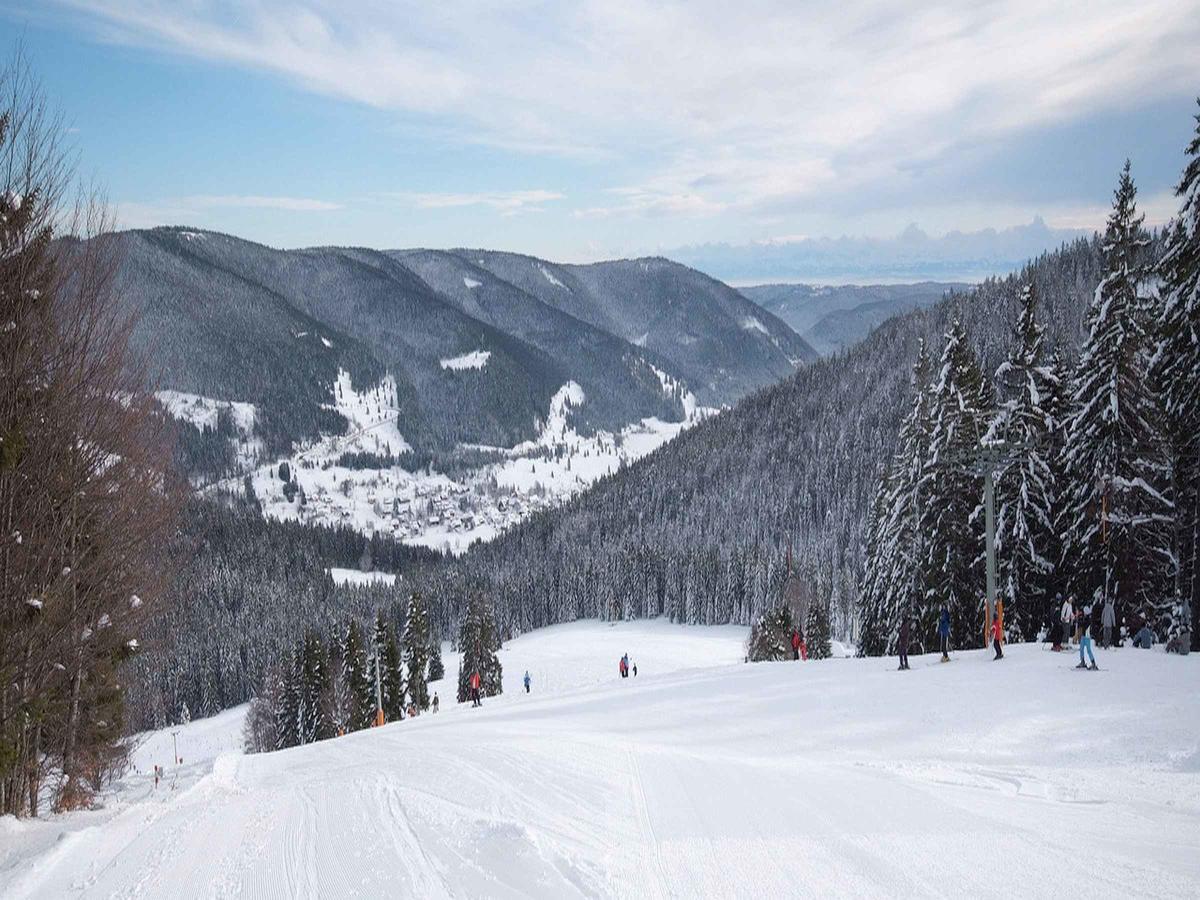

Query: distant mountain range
<box><xmin>739</xmin><ymin>282</ymin><xmax>968</xmax><ymax>356</ymax></box>
<box><xmin>669</xmin><ymin>218</ymin><xmax>1088</xmax><ymax>284</ymax></box>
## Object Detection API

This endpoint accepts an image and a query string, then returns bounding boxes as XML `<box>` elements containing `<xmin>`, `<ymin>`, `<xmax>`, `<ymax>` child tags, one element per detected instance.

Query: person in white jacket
<box><xmin>1055</xmin><ymin>594</ymin><xmax>1073</xmax><ymax>651</ymax></box>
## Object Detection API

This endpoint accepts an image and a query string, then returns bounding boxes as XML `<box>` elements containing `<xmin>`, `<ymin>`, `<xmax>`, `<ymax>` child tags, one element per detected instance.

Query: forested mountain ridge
<box><xmin>444</xmin><ymin>250</ymin><xmax>817</xmax><ymax>403</ymax></box>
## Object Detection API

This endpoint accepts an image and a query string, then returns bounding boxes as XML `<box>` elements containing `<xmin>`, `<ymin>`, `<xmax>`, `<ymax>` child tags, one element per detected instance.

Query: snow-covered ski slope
<box><xmin>4</xmin><ymin>622</ymin><xmax>1199</xmax><ymax>899</ymax></box>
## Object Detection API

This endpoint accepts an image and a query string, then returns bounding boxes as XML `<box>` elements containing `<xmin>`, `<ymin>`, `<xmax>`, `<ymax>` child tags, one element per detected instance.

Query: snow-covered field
<box><xmin>327</xmin><ymin>567</ymin><xmax>397</xmax><ymax>587</ymax></box>
<box><xmin>7</xmin><ymin>623</ymin><xmax>1198</xmax><ymax>899</ymax></box>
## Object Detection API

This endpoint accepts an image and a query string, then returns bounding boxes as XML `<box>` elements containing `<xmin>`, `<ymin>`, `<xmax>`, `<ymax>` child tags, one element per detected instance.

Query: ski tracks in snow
<box><xmin>627</xmin><ymin>747</ymin><xmax>672</xmax><ymax>899</ymax></box>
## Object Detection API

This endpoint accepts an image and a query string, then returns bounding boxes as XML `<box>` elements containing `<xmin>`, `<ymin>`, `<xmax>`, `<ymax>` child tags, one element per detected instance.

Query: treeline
<box><xmin>860</xmin><ymin>146</ymin><xmax>1200</xmax><ymax>655</ymax></box>
<box><xmin>243</xmin><ymin>589</ymin><xmax>502</xmax><ymax>753</ymax></box>
<box><xmin>125</xmin><ymin>498</ymin><xmax>441</xmax><ymax>732</ymax></box>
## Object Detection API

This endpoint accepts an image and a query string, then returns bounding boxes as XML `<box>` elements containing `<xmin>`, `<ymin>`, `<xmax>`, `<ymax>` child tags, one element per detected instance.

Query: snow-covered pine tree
<box><xmin>373</xmin><ymin>612</ymin><xmax>404</xmax><ymax>722</ymax></box>
<box><xmin>427</xmin><ymin>636</ymin><xmax>445</xmax><ymax>682</ymax></box>
<box><xmin>987</xmin><ymin>283</ymin><xmax>1058</xmax><ymax>641</ymax></box>
<box><xmin>342</xmin><ymin>620</ymin><xmax>375</xmax><ymax>731</ymax></box>
<box><xmin>456</xmin><ymin>593</ymin><xmax>504</xmax><ymax>701</ymax></box>
<box><xmin>858</xmin><ymin>342</ymin><xmax>935</xmax><ymax>656</ymax></box>
<box><xmin>746</xmin><ymin>605</ymin><xmax>794</xmax><ymax>661</ymax></box>
<box><xmin>884</xmin><ymin>340</ymin><xmax>934</xmax><ymax>651</ymax></box>
<box><xmin>403</xmin><ymin>592</ymin><xmax>431</xmax><ymax>710</ymax></box>
<box><xmin>1042</xmin><ymin>347</ymin><xmax>1074</xmax><ymax>623</ymax></box>
<box><xmin>179</xmin><ymin>702</ymin><xmax>191</xmax><ymax>725</ymax></box>
<box><xmin>1153</xmin><ymin>99</ymin><xmax>1200</xmax><ymax>648</ymax></box>
<box><xmin>856</xmin><ymin>474</ymin><xmax>892</xmax><ymax>656</ymax></box>
<box><xmin>478</xmin><ymin>599</ymin><xmax>503</xmax><ymax>697</ymax></box>
<box><xmin>805</xmin><ymin>596</ymin><xmax>832</xmax><ymax>659</ymax></box>
<box><xmin>298</xmin><ymin>631</ymin><xmax>331</xmax><ymax>744</ymax></box>
<box><xmin>921</xmin><ymin>320</ymin><xmax>993</xmax><ymax>650</ymax></box>
<box><xmin>1062</xmin><ymin>161</ymin><xmax>1175</xmax><ymax>633</ymax></box>
<box><xmin>274</xmin><ymin>650</ymin><xmax>300</xmax><ymax>749</ymax></box>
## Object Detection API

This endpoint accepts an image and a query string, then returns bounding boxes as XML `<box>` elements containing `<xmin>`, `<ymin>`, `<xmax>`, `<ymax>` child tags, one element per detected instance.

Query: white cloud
<box><xmin>56</xmin><ymin>0</ymin><xmax>1200</xmax><ymax>224</ymax></box>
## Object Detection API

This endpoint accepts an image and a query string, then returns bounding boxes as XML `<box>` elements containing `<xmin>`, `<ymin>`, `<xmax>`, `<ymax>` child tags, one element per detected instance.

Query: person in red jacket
<box><xmin>469</xmin><ymin>670</ymin><xmax>482</xmax><ymax>707</ymax></box>
<box><xmin>791</xmin><ymin>629</ymin><xmax>801</xmax><ymax>661</ymax></box>
<box><xmin>991</xmin><ymin>613</ymin><xmax>1004</xmax><ymax>660</ymax></box>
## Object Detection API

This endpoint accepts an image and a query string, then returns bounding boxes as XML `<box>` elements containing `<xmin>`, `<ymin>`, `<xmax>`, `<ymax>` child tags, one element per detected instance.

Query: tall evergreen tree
<box><xmin>1063</xmin><ymin>162</ymin><xmax>1174</xmax><ymax>632</ymax></box>
<box><xmin>921</xmin><ymin>321</ymin><xmax>993</xmax><ymax>649</ymax></box>
<box><xmin>856</xmin><ymin>473</ymin><xmax>893</xmax><ymax>656</ymax></box>
<box><xmin>1042</xmin><ymin>347</ymin><xmax>1074</xmax><ymax>617</ymax></box>
<box><xmin>988</xmin><ymin>283</ymin><xmax>1058</xmax><ymax>640</ymax></box>
<box><xmin>805</xmin><ymin>597</ymin><xmax>832</xmax><ymax>660</ymax></box>
<box><xmin>342</xmin><ymin>620</ymin><xmax>375</xmax><ymax>732</ymax></box>
<box><xmin>274</xmin><ymin>650</ymin><xmax>300</xmax><ymax>749</ymax></box>
<box><xmin>373</xmin><ymin>613</ymin><xmax>404</xmax><ymax>722</ymax></box>
<box><xmin>403</xmin><ymin>592</ymin><xmax>431</xmax><ymax>710</ymax></box>
<box><xmin>428</xmin><ymin>636</ymin><xmax>445</xmax><ymax>683</ymax></box>
<box><xmin>858</xmin><ymin>341</ymin><xmax>933</xmax><ymax>655</ymax></box>
<box><xmin>456</xmin><ymin>594</ymin><xmax>503</xmax><ymax>702</ymax></box>
<box><xmin>1153</xmin><ymin>99</ymin><xmax>1200</xmax><ymax>647</ymax></box>
<box><xmin>298</xmin><ymin>631</ymin><xmax>331</xmax><ymax>744</ymax></box>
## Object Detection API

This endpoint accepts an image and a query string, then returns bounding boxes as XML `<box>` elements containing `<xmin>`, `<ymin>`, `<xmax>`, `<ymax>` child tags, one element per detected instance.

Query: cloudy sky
<box><xmin>5</xmin><ymin>1</ymin><xmax>1199</xmax><ymax>271</ymax></box>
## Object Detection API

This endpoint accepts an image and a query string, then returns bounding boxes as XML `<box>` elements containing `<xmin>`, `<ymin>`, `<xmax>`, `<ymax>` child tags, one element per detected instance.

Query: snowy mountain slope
<box><xmin>5</xmin><ymin>624</ymin><xmax>1197</xmax><ymax>899</ymax></box>
<box><xmin>115</xmin><ymin>228</ymin><xmax>389</xmax><ymax>459</ymax></box>
<box><xmin>455</xmin><ymin>251</ymin><xmax>818</xmax><ymax>404</ymax></box>
<box><xmin>392</xmin><ymin>249</ymin><xmax>683</xmax><ymax>433</ymax></box>
<box><xmin>120</xmin><ymin>227</ymin><xmax>568</xmax><ymax>454</ymax></box>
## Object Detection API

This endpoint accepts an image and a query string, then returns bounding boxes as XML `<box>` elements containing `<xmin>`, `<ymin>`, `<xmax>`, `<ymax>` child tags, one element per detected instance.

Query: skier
<box><xmin>523</xmin><ymin>670</ymin><xmax>531</xmax><ymax>693</ymax></box>
<box><xmin>470</xmin><ymin>670</ymin><xmax>482</xmax><ymax>706</ymax></box>
<box><xmin>791</xmin><ymin>629</ymin><xmax>802</xmax><ymax>661</ymax></box>
<box><xmin>1075</xmin><ymin>606</ymin><xmax>1097</xmax><ymax>670</ymax></box>
<box><xmin>1101</xmin><ymin>599</ymin><xmax>1116</xmax><ymax>649</ymax></box>
<box><xmin>991</xmin><ymin>613</ymin><xmax>1003</xmax><ymax>660</ymax></box>
<box><xmin>620</xmin><ymin>654</ymin><xmax>629</xmax><ymax>678</ymax></box>
<box><xmin>938</xmin><ymin>606</ymin><xmax>951</xmax><ymax>662</ymax></box>
<box><xmin>632</xmin><ymin>661</ymin><xmax>638</xmax><ymax>677</ymax></box>
<box><xmin>897</xmin><ymin>615</ymin><xmax>910</xmax><ymax>670</ymax></box>
<box><xmin>432</xmin><ymin>692</ymin><xmax>440</xmax><ymax>713</ymax></box>
<box><xmin>1056</xmin><ymin>594</ymin><xmax>1073</xmax><ymax>651</ymax></box>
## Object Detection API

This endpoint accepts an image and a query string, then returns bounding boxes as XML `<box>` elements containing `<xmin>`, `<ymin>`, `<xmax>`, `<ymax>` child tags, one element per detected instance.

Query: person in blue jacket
<box><xmin>523</xmin><ymin>670</ymin><xmax>531</xmax><ymax>693</ymax></box>
<box><xmin>938</xmin><ymin>607</ymin><xmax>951</xmax><ymax>662</ymax></box>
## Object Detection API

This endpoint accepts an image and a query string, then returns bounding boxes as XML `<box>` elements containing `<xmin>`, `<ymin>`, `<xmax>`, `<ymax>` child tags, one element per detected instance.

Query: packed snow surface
<box><xmin>326</xmin><ymin>567</ymin><xmax>397</xmax><ymax>587</ymax></box>
<box><xmin>3</xmin><ymin>624</ymin><xmax>1198</xmax><ymax>898</ymax></box>
<box><xmin>440</xmin><ymin>350</ymin><xmax>492</xmax><ymax>371</ymax></box>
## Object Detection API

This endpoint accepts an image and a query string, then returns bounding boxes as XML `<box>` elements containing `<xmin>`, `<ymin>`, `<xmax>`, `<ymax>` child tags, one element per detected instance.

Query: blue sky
<box><xmin>3</xmin><ymin>1</ymin><xmax>1198</xmax><ymax>270</ymax></box>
